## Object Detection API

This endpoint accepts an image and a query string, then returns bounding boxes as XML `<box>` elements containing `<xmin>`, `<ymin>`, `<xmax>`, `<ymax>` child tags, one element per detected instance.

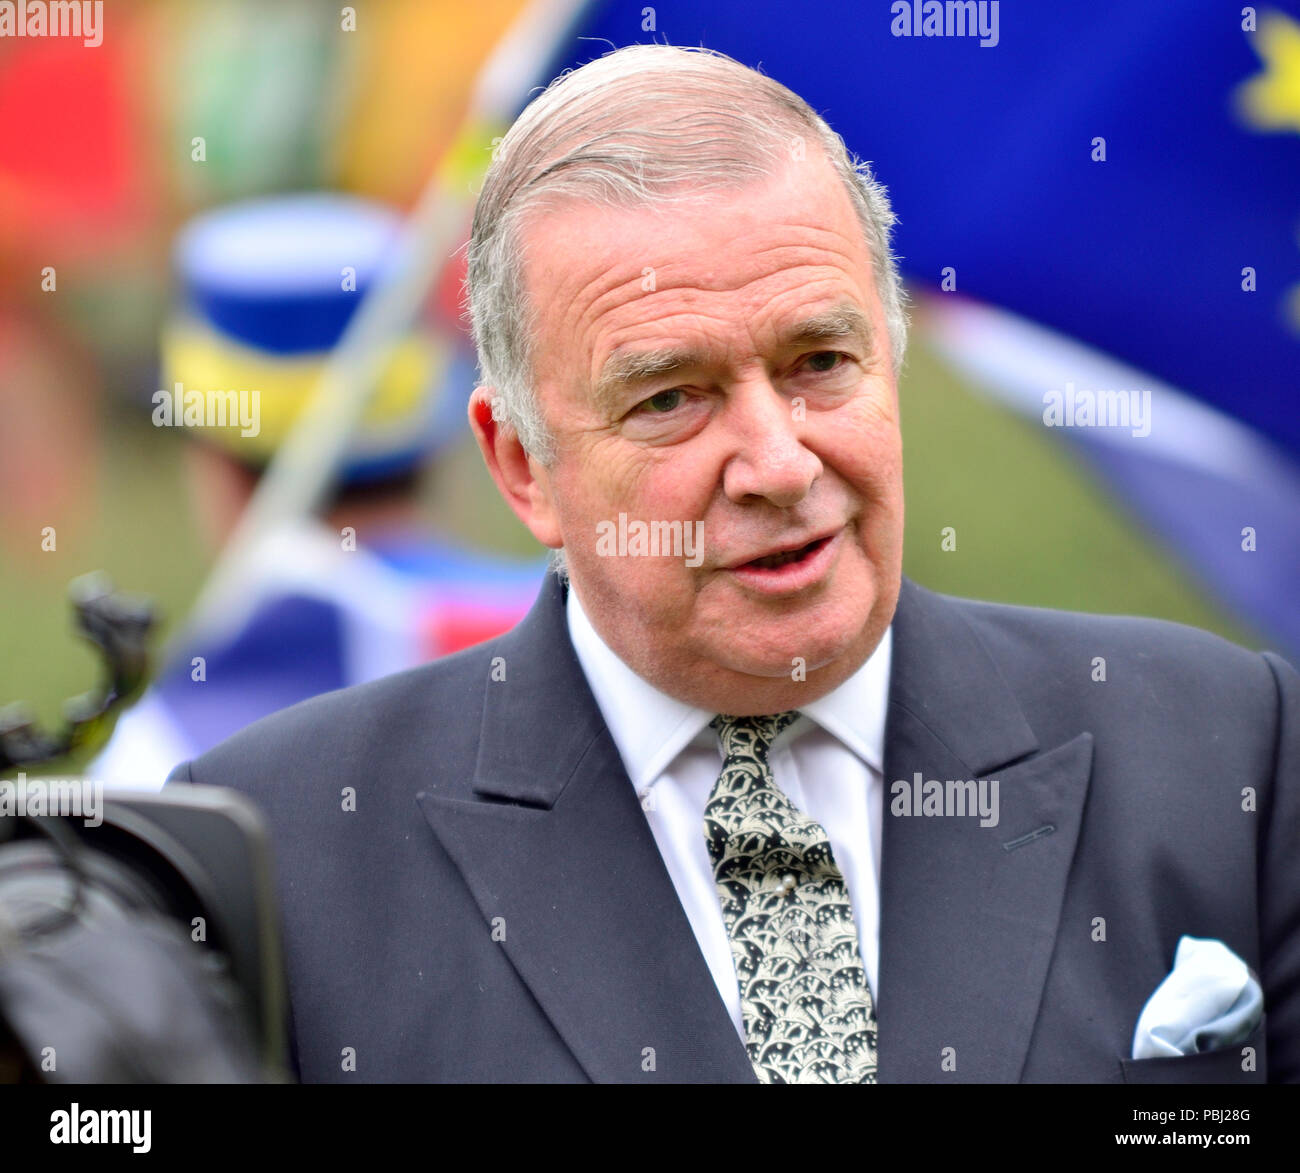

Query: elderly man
<box><xmin>170</xmin><ymin>45</ymin><xmax>1300</xmax><ymax>1084</ymax></box>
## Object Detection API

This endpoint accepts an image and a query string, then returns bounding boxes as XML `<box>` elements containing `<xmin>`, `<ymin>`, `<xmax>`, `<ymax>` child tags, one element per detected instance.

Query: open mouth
<box><xmin>742</xmin><ymin>536</ymin><xmax>832</xmax><ymax>570</ymax></box>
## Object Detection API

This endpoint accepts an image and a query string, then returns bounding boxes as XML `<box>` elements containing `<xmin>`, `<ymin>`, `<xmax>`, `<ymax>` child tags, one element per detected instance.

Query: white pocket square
<box><xmin>1131</xmin><ymin>935</ymin><xmax>1263</xmax><ymax>1060</ymax></box>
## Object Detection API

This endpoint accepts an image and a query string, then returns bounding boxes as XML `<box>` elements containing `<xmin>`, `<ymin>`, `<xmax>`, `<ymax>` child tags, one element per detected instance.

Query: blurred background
<box><xmin>1</xmin><ymin>0</ymin><xmax>1297</xmax><ymax>774</ymax></box>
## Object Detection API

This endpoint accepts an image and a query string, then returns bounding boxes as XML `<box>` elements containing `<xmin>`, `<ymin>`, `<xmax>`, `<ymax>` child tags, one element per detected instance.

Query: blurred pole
<box><xmin>164</xmin><ymin>0</ymin><xmax>595</xmax><ymax>660</ymax></box>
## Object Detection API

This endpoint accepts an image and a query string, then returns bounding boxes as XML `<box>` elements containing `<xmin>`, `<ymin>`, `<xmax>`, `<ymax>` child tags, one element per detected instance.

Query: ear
<box><xmin>468</xmin><ymin>387</ymin><xmax>563</xmax><ymax>550</ymax></box>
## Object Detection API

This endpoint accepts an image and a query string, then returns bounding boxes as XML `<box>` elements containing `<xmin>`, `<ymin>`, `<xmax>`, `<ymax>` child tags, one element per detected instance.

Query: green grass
<box><xmin>0</xmin><ymin>415</ymin><xmax>209</xmax><ymax>743</ymax></box>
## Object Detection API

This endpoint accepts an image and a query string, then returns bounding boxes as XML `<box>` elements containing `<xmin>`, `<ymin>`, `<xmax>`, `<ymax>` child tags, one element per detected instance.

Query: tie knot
<box><xmin>710</xmin><ymin>711</ymin><xmax>801</xmax><ymax>762</ymax></box>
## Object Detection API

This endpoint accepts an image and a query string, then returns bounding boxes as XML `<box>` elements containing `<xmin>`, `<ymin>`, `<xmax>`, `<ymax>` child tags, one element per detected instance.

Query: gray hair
<box><xmin>466</xmin><ymin>45</ymin><xmax>909</xmax><ymax>576</ymax></box>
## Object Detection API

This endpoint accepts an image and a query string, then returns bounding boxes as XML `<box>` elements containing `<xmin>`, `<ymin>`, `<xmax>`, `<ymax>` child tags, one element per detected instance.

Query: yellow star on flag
<box><xmin>1237</xmin><ymin>10</ymin><xmax>1300</xmax><ymax>134</ymax></box>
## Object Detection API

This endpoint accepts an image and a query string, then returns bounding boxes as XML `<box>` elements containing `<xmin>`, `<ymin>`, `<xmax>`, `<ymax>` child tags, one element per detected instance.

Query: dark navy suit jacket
<box><xmin>168</xmin><ymin>573</ymin><xmax>1300</xmax><ymax>1082</ymax></box>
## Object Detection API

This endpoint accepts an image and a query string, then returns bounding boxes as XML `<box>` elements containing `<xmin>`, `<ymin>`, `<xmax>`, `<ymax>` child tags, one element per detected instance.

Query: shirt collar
<box><xmin>565</xmin><ymin>583</ymin><xmax>892</xmax><ymax>791</ymax></box>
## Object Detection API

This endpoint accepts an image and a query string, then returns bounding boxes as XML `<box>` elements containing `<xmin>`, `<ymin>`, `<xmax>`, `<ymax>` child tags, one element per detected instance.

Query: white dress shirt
<box><xmin>565</xmin><ymin>583</ymin><xmax>893</xmax><ymax>1044</ymax></box>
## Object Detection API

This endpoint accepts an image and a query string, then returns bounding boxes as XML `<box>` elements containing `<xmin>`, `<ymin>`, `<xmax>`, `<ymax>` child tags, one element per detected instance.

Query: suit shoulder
<box><xmin>944</xmin><ymin>589</ymin><xmax>1269</xmax><ymax>673</ymax></box>
<box><xmin>173</xmin><ymin>633</ymin><xmax>504</xmax><ymax>791</ymax></box>
<box><xmin>915</xmin><ymin>584</ymin><xmax>1285</xmax><ymax>724</ymax></box>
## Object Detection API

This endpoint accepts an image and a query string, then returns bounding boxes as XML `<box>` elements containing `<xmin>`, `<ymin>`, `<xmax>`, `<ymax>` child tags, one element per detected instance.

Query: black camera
<box><xmin>0</xmin><ymin>779</ymin><xmax>291</xmax><ymax>1083</ymax></box>
<box><xmin>0</xmin><ymin>576</ymin><xmax>291</xmax><ymax>1083</ymax></box>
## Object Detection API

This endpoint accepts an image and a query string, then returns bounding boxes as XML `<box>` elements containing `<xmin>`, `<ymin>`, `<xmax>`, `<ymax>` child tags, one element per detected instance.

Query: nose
<box><xmin>720</xmin><ymin>377</ymin><xmax>823</xmax><ymax>508</ymax></box>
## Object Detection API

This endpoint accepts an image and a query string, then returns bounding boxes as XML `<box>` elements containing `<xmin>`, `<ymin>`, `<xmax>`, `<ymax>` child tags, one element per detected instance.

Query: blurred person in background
<box><xmin>93</xmin><ymin>193</ymin><xmax>544</xmax><ymax>788</ymax></box>
<box><xmin>0</xmin><ymin>0</ymin><xmax>550</xmax><ymax>757</ymax></box>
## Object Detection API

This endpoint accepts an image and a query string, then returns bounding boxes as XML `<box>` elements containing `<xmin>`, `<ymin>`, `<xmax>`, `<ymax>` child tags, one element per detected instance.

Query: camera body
<box><xmin>0</xmin><ymin>780</ymin><xmax>291</xmax><ymax>1083</ymax></box>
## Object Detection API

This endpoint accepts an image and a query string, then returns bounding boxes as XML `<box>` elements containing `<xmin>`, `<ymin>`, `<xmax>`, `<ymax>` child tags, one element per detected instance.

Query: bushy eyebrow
<box><xmin>784</xmin><ymin>304</ymin><xmax>875</xmax><ymax>352</ymax></box>
<box><xmin>591</xmin><ymin>302</ymin><xmax>875</xmax><ymax>411</ymax></box>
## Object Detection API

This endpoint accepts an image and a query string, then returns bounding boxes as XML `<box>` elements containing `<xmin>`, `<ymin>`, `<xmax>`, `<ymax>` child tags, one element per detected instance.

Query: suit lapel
<box><xmin>417</xmin><ymin>572</ymin><xmax>753</xmax><ymax>1083</ymax></box>
<box><xmin>877</xmin><ymin>578</ymin><xmax>1094</xmax><ymax>1082</ymax></box>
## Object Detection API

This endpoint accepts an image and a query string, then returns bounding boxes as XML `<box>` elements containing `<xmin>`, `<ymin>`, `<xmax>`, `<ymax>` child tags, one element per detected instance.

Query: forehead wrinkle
<box><xmin>750</xmin><ymin>226</ymin><xmax>866</xmax><ymax>262</ymax></box>
<box><xmin>562</xmin><ymin>265</ymin><xmax>635</xmax><ymax>348</ymax></box>
<box><xmin>533</xmin><ymin>261</ymin><xmax>654</xmax><ymax>412</ymax></box>
<box><xmin>536</xmin><ymin>203</ymin><xmax>867</xmax><ymax>376</ymax></box>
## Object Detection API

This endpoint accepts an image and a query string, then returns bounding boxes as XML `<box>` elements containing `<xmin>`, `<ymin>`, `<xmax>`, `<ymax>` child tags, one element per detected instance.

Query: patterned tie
<box><xmin>705</xmin><ymin>712</ymin><xmax>879</xmax><ymax>1084</ymax></box>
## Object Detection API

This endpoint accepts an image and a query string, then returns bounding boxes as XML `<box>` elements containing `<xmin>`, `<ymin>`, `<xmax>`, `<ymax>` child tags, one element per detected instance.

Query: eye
<box><xmin>640</xmin><ymin>389</ymin><xmax>684</xmax><ymax>413</ymax></box>
<box><xmin>804</xmin><ymin>351</ymin><xmax>846</xmax><ymax>373</ymax></box>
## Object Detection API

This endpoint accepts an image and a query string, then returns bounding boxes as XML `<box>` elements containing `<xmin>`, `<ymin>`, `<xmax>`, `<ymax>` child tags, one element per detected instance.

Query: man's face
<box><xmin>491</xmin><ymin>150</ymin><xmax>904</xmax><ymax>714</ymax></box>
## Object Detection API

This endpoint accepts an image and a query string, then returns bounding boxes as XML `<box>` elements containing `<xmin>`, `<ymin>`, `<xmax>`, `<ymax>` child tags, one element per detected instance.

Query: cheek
<box><xmin>639</xmin><ymin>454</ymin><xmax>718</xmax><ymax>523</ymax></box>
<box><xmin>821</xmin><ymin>393</ymin><xmax>903</xmax><ymax>497</ymax></box>
<box><xmin>549</xmin><ymin>441</ymin><xmax>717</xmax><ymax>597</ymax></box>
<box><xmin>550</xmin><ymin>437</ymin><xmax>642</xmax><ymax>520</ymax></box>
<box><xmin>568</xmin><ymin>438</ymin><xmax>716</xmax><ymax>525</ymax></box>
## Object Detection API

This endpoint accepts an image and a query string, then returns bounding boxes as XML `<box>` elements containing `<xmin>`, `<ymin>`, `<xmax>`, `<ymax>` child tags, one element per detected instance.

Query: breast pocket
<box><xmin>1118</xmin><ymin>1017</ymin><xmax>1267</xmax><ymax>1084</ymax></box>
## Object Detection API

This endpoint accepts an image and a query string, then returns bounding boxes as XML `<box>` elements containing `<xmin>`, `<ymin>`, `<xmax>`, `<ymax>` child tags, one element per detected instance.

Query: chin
<box><xmin>714</xmin><ymin>620</ymin><xmax>867</xmax><ymax>680</ymax></box>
